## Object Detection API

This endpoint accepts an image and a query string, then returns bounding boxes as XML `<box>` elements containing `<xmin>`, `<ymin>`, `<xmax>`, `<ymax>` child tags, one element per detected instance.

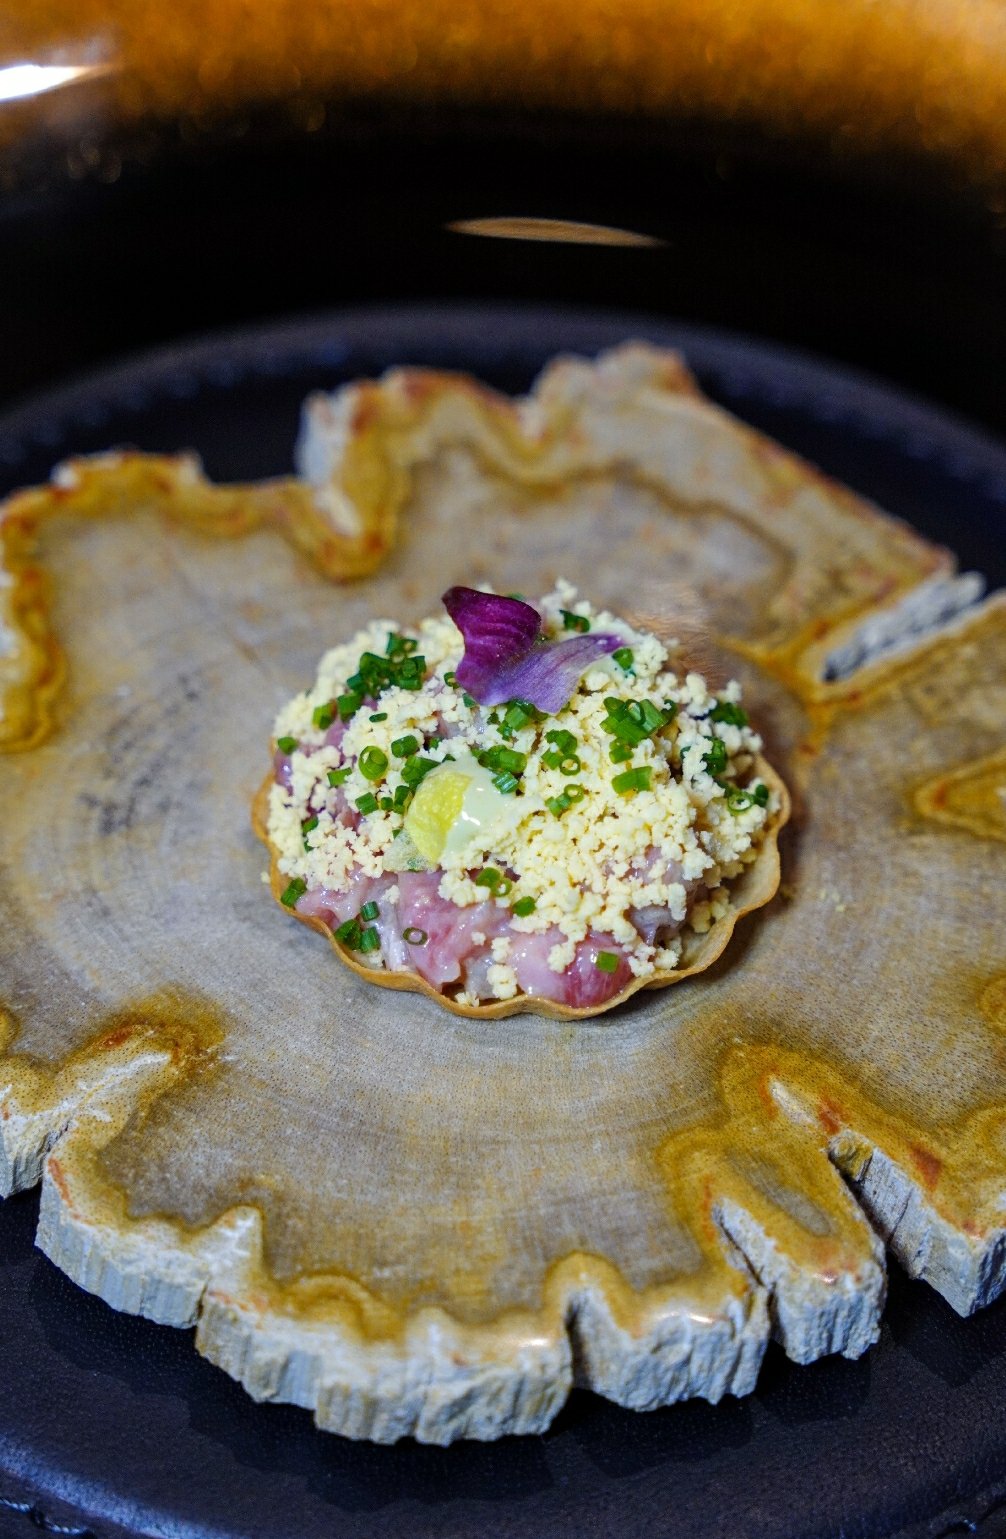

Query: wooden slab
<box><xmin>0</xmin><ymin>345</ymin><xmax>1002</xmax><ymax>1444</ymax></box>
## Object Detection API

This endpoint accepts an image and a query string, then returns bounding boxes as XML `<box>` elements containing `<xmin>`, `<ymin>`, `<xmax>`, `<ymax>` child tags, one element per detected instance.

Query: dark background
<box><xmin>1</xmin><ymin>109</ymin><xmax>1004</xmax><ymax>430</ymax></box>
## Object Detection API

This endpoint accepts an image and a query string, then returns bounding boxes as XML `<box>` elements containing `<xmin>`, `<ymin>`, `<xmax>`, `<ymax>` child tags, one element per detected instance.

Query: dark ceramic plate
<box><xmin>1</xmin><ymin>305</ymin><xmax>1005</xmax><ymax>1539</ymax></box>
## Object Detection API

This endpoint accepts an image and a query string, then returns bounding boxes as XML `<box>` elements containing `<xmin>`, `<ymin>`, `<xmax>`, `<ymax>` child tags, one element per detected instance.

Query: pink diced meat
<box><xmin>273</xmin><ymin>750</ymin><xmax>293</xmax><ymax>790</ymax></box>
<box><xmin>509</xmin><ymin>927</ymin><xmax>632</xmax><ymax>1007</ymax></box>
<box><xmin>394</xmin><ymin>870</ymin><xmax>509</xmax><ymax>988</ymax></box>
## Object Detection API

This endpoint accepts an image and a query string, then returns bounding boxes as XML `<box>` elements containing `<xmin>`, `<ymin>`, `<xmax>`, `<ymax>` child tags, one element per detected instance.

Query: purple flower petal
<box><xmin>443</xmin><ymin>586</ymin><xmax>622</xmax><ymax>712</ymax></box>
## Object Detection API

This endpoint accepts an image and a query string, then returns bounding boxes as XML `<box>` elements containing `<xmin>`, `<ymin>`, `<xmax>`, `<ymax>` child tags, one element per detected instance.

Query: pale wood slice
<box><xmin>0</xmin><ymin>345</ymin><xmax>1003</xmax><ymax>1443</ymax></box>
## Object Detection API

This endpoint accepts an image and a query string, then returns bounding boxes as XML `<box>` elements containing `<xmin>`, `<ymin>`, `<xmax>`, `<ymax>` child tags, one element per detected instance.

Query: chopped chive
<box><xmin>327</xmin><ymin>767</ymin><xmax>351</xmax><ymax>787</ymax></box>
<box><xmin>564</xmin><ymin>783</ymin><xmax>586</xmax><ymax>803</ymax></box>
<box><xmin>276</xmin><ymin>735</ymin><xmax>298</xmax><ymax>754</ymax></box>
<box><xmin>560</xmin><ymin>609</ymin><xmax>590</xmax><ymax>633</ymax></box>
<box><xmin>334</xmin><ymin>918</ymin><xmax>361</xmax><ymax>946</ymax></box>
<box><xmin>609</xmin><ymin>742</ymin><xmax>633</xmax><ymax>763</ymax></box>
<box><xmin>559</xmin><ymin>755</ymin><xmax>581</xmax><ymax>775</ymax></box>
<box><xmin>612</xmin><ymin>647</ymin><xmax>634</xmax><ymax>673</ymax></box>
<box><xmin>541</xmin><ymin>749</ymin><xmax>564</xmax><ymax>770</ymax></box>
<box><xmin>512</xmin><ymin>896</ymin><xmax>536</xmax><ymax>917</ymax></box>
<box><xmin>444</xmin><ymin>670</ymin><xmax>457</xmax><ymax>687</ymax></box>
<box><xmin>547</xmin><ymin>792</ymin><xmax>574</xmax><ymax>817</ymax></box>
<box><xmin>711</xmin><ymin>700</ymin><xmax>749</xmax><ymax>727</ymax></box>
<box><xmin>495</xmin><ymin>878</ymin><xmax>513</xmax><ymax>897</ymax></box>
<box><xmin>545</xmin><ymin>729</ymin><xmax>578</xmax><ymax>754</ymax></box>
<box><xmin>379</xmin><ymin>796</ymin><xmax>394</xmax><ymax>811</ymax></box>
<box><xmin>358</xmin><ymin>925</ymin><xmax>381</xmax><ymax>953</ymax></box>
<box><xmin>753</xmin><ymin>783</ymin><xmax>769</xmax><ymax>807</ymax></box>
<box><xmin>498</xmin><ymin>698</ymin><xmax>542</xmax><ymax>739</ymax></box>
<box><xmin>400</xmin><ymin>755</ymin><xmax>438</xmax><ymax>787</ymax></box>
<box><xmin>462</xmin><ymin>692</ymin><xmax>477</xmax><ymax>708</ymax></box>
<box><xmin>385</xmin><ymin>632</ymin><xmax>418</xmax><ymax>658</ymax></box>
<box><xmin>369</xmin><ymin>711</ymin><xmax>388</xmax><ymax>722</ymax></box>
<box><xmin>391</xmin><ymin>734</ymin><xmax>420</xmax><ymax>758</ymax></box>
<box><xmin>725</xmin><ymin>788</ymin><xmax>754</xmax><ymax>814</ymax></box>
<box><xmin>612</xmin><ymin>766</ymin><xmax>652</xmax><ymax>795</ymax></box>
<box><xmin>702</xmin><ymin>739</ymin><xmax>729</xmax><ymax>776</ymax></box>
<box><xmin>475</xmin><ymin>868</ymin><xmax>502</xmax><ymax>889</ymax></box>
<box><xmin>301</xmin><ymin>814</ymin><xmax>319</xmax><ymax>835</ymax></box>
<box><xmin>637</xmin><ymin>699</ymin><xmax>667</xmax><ymax>733</ymax></box>
<box><xmin>336</xmin><ymin>692</ymin><xmax>362</xmax><ymax>721</ymax></box>
<box><xmin>595</xmin><ymin>951</ymin><xmax>620</xmax><ymax>973</ymax></box>
<box><xmin>477</xmin><ymin>745</ymin><xmax>527</xmax><ymax>775</ymax></box>
<box><xmin>393</xmin><ymin>783</ymin><xmax>412</xmax><ymax>809</ymax></box>
<box><xmin>359</xmin><ymin>900</ymin><xmax>380</xmax><ymax>921</ymax></box>
<box><xmin>492</xmin><ymin>770</ymin><xmax>519</xmax><ymax>794</ymax></box>
<box><xmin>355</xmin><ymin>792</ymin><xmax>379</xmax><ymax>814</ymax></box>
<box><xmin>280</xmin><ymin>877</ymin><xmax>307</xmax><ymax>908</ymax></box>
<box><xmin>312</xmin><ymin>702</ymin><xmax>335</xmax><ymax>730</ymax></box>
<box><xmin>403</xmin><ymin>926</ymin><xmax>428</xmax><ymax>945</ymax></box>
<box><xmin>359</xmin><ymin>746</ymin><xmax>389</xmax><ymax>782</ymax></box>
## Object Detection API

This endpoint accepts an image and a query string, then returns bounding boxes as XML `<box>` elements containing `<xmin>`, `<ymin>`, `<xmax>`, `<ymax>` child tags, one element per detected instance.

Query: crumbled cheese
<box><xmin>267</xmin><ymin>581</ymin><xmax>777</xmax><ymax>1001</ymax></box>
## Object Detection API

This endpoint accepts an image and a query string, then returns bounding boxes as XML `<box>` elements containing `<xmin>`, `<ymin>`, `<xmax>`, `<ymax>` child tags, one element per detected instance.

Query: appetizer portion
<box><xmin>260</xmin><ymin>582</ymin><xmax>786</xmax><ymax>1015</ymax></box>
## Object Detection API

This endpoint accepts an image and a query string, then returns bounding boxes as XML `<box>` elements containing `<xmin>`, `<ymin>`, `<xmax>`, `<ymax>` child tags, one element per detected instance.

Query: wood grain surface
<box><xmin>0</xmin><ymin>345</ymin><xmax>1003</xmax><ymax>1443</ymax></box>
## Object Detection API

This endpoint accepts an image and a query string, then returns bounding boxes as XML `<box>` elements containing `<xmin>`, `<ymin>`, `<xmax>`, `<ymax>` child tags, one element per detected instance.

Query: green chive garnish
<box><xmin>475</xmin><ymin>868</ymin><xmax>502</xmax><ymax>890</ymax></box>
<box><xmin>462</xmin><ymin>692</ymin><xmax>476</xmax><ymax>708</ymax></box>
<box><xmin>336</xmin><ymin>692</ymin><xmax>362</xmax><ymax>721</ymax></box>
<box><xmin>609</xmin><ymin>742</ymin><xmax>633</xmax><ymax>763</ymax></box>
<box><xmin>360</xmin><ymin>900</ymin><xmax>380</xmax><ymax>921</ymax></box>
<box><xmin>369</xmin><ymin>711</ymin><xmax>388</xmax><ymax>723</ymax></box>
<box><xmin>358</xmin><ymin>746</ymin><xmax>389</xmax><ymax>782</ymax></box>
<box><xmin>702</xmin><ymin>739</ymin><xmax>728</xmax><ymax>776</ymax></box>
<box><xmin>498</xmin><ymin>699</ymin><xmax>542</xmax><ymax>739</ymax></box>
<box><xmin>327</xmin><ymin>767</ymin><xmax>351</xmax><ymax>787</ymax></box>
<box><xmin>595</xmin><ymin>951</ymin><xmax>619</xmax><ymax>973</ymax></box>
<box><xmin>477</xmin><ymin>745</ymin><xmax>527</xmax><ymax>775</ymax></box>
<box><xmin>358</xmin><ymin>925</ymin><xmax>381</xmax><ymax>953</ymax></box>
<box><xmin>444</xmin><ymin>670</ymin><xmax>457</xmax><ymax>687</ymax></box>
<box><xmin>711</xmin><ymin>700</ymin><xmax>748</xmax><ymax>727</ymax></box>
<box><xmin>753</xmin><ymin>783</ymin><xmax>770</xmax><ymax>806</ymax></box>
<box><xmin>512</xmin><ymin>896</ymin><xmax>536</xmax><ymax>917</ymax></box>
<box><xmin>391</xmin><ymin>734</ymin><xmax>420</xmax><ymax>758</ymax></box>
<box><xmin>276</xmin><ymin>736</ymin><xmax>298</xmax><ymax>754</ymax></box>
<box><xmin>492</xmin><ymin>770</ymin><xmax>519</xmax><ymax>794</ymax></box>
<box><xmin>613</xmin><ymin>647</ymin><xmax>634</xmax><ymax>673</ymax></box>
<box><xmin>401</xmin><ymin>755</ymin><xmax>437</xmax><ymax>787</ymax></box>
<box><xmin>612</xmin><ymin>766</ymin><xmax>652</xmax><ymax>795</ymax></box>
<box><xmin>560</xmin><ymin>609</ymin><xmax>590</xmax><ymax>633</ymax></box>
<box><xmin>280</xmin><ymin>877</ymin><xmax>307</xmax><ymax>908</ymax></box>
<box><xmin>545</xmin><ymin>729</ymin><xmax>578</xmax><ymax>754</ymax></box>
<box><xmin>560</xmin><ymin>755</ymin><xmax>581</xmax><ymax>775</ymax></box>
<box><xmin>355</xmin><ymin>792</ymin><xmax>379</xmax><ymax>814</ymax></box>
<box><xmin>403</xmin><ymin>926</ymin><xmax>428</xmax><ymax>945</ymax></box>
<box><xmin>312</xmin><ymin>702</ymin><xmax>335</xmax><ymax>731</ymax></box>
<box><xmin>334</xmin><ymin>918</ymin><xmax>361</xmax><ymax>946</ymax></box>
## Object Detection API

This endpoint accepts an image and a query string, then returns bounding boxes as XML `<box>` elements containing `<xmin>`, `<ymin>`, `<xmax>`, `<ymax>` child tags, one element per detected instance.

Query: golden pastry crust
<box><xmin>253</xmin><ymin>756</ymin><xmax>791</xmax><ymax>1018</ymax></box>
